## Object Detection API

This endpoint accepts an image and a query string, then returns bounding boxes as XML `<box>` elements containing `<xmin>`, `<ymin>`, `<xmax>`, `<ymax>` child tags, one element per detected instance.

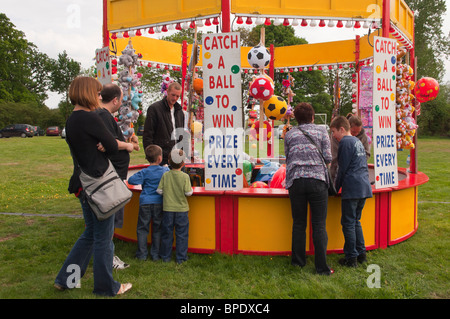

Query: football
<box><xmin>249</xmin><ymin>76</ymin><xmax>274</xmax><ymax>100</ymax></box>
<box><xmin>263</xmin><ymin>95</ymin><xmax>288</xmax><ymax>120</ymax></box>
<box><xmin>247</xmin><ymin>45</ymin><xmax>271</xmax><ymax>69</ymax></box>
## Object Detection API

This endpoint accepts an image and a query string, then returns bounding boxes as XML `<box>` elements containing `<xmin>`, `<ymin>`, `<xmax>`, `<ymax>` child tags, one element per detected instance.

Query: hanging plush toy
<box><xmin>161</xmin><ymin>72</ymin><xmax>174</xmax><ymax>96</ymax></box>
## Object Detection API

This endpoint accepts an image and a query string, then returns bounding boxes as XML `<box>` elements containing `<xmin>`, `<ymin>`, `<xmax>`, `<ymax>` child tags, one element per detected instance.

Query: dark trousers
<box><xmin>288</xmin><ymin>178</ymin><xmax>330</xmax><ymax>274</ymax></box>
<box><xmin>341</xmin><ymin>198</ymin><xmax>366</xmax><ymax>259</ymax></box>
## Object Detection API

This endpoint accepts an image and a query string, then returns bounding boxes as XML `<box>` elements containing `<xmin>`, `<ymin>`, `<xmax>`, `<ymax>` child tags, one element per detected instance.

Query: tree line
<box><xmin>0</xmin><ymin>13</ymin><xmax>81</xmax><ymax>129</ymax></box>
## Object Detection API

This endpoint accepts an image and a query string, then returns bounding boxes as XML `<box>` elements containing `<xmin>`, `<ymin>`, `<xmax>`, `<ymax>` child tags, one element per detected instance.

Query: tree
<box><xmin>405</xmin><ymin>0</ymin><xmax>450</xmax><ymax>81</ymax></box>
<box><xmin>404</xmin><ymin>0</ymin><xmax>450</xmax><ymax>136</ymax></box>
<box><xmin>49</xmin><ymin>51</ymin><xmax>81</xmax><ymax>121</ymax></box>
<box><xmin>0</xmin><ymin>13</ymin><xmax>52</xmax><ymax>105</ymax></box>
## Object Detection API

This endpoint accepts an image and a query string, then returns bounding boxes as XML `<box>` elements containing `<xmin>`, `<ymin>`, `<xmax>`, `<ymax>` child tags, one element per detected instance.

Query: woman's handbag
<box><xmin>78</xmin><ymin>160</ymin><xmax>132</xmax><ymax>221</ymax></box>
<box><xmin>298</xmin><ymin>127</ymin><xmax>338</xmax><ymax>196</ymax></box>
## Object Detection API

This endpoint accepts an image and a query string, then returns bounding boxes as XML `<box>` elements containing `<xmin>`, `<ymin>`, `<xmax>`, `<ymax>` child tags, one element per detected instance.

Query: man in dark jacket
<box><xmin>143</xmin><ymin>82</ymin><xmax>184</xmax><ymax>166</ymax></box>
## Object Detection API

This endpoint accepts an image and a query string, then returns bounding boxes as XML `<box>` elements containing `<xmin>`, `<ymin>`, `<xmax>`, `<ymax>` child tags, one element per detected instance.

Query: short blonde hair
<box><xmin>69</xmin><ymin>76</ymin><xmax>103</xmax><ymax>110</ymax></box>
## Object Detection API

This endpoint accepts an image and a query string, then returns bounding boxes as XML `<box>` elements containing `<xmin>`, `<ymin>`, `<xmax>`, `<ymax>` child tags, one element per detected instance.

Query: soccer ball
<box><xmin>247</xmin><ymin>45</ymin><xmax>271</xmax><ymax>69</ymax></box>
<box><xmin>263</xmin><ymin>95</ymin><xmax>287</xmax><ymax>120</ymax></box>
<box><xmin>249</xmin><ymin>76</ymin><xmax>274</xmax><ymax>100</ymax></box>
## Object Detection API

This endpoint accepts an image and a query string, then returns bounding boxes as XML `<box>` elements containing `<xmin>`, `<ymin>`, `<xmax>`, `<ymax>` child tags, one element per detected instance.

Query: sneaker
<box><xmin>113</xmin><ymin>255</ymin><xmax>130</xmax><ymax>270</ymax></box>
<box><xmin>339</xmin><ymin>257</ymin><xmax>358</xmax><ymax>267</ymax></box>
<box><xmin>357</xmin><ymin>253</ymin><xmax>367</xmax><ymax>264</ymax></box>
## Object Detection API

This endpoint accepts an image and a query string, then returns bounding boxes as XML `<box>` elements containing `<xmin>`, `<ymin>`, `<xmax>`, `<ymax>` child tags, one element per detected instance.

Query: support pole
<box><xmin>102</xmin><ymin>0</ymin><xmax>109</xmax><ymax>48</ymax></box>
<box><xmin>221</xmin><ymin>0</ymin><xmax>231</xmax><ymax>33</ymax></box>
<box><xmin>355</xmin><ymin>35</ymin><xmax>360</xmax><ymax>117</ymax></box>
<box><xmin>382</xmin><ymin>0</ymin><xmax>391</xmax><ymax>38</ymax></box>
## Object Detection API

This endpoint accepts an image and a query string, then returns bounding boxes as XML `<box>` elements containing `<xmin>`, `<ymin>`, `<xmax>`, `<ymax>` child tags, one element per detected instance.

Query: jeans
<box><xmin>288</xmin><ymin>178</ymin><xmax>331</xmax><ymax>274</ymax></box>
<box><xmin>54</xmin><ymin>195</ymin><xmax>121</xmax><ymax>296</ymax></box>
<box><xmin>160</xmin><ymin>211</ymin><xmax>189</xmax><ymax>263</ymax></box>
<box><xmin>341</xmin><ymin>198</ymin><xmax>366</xmax><ymax>259</ymax></box>
<box><xmin>136</xmin><ymin>204</ymin><xmax>163</xmax><ymax>260</ymax></box>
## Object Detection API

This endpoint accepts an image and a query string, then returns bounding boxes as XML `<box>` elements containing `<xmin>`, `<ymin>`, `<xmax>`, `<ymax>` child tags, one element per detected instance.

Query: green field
<box><xmin>0</xmin><ymin>136</ymin><xmax>448</xmax><ymax>300</ymax></box>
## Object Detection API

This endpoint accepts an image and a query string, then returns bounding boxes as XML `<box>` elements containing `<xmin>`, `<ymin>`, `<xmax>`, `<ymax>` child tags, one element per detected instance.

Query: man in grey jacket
<box><xmin>143</xmin><ymin>82</ymin><xmax>185</xmax><ymax>165</ymax></box>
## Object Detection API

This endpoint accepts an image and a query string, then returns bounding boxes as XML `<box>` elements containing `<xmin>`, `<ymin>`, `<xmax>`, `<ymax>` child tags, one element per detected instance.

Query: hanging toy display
<box><xmin>395</xmin><ymin>47</ymin><xmax>417</xmax><ymax>150</ymax></box>
<box><xmin>115</xmin><ymin>40</ymin><xmax>143</xmax><ymax>140</ymax></box>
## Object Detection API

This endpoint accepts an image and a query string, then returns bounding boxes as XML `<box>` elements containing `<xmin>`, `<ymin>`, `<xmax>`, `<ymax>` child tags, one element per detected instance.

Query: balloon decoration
<box><xmin>414</xmin><ymin>77</ymin><xmax>439</xmax><ymax>103</ymax></box>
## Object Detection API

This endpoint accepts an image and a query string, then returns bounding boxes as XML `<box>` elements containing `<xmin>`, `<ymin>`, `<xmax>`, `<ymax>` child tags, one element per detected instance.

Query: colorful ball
<box><xmin>193</xmin><ymin>78</ymin><xmax>203</xmax><ymax>94</ymax></box>
<box><xmin>249</xmin><ymin>76</ymin><xmax>274</xmax><ymax>100</ymax></box>
<box><xmin>414</xmin><ymin>77</ymin><xmax>439</xmax><ymax>103</ymax></box>
<box><xmin>247</xmin><ymin>45</ymin><xmax>271</xmax><ymax>69</ymax></box>
<box><xmin>251</xmin><ymin>181</ymin><xmax>268</xmax><ymax>188</ymax></box>
<box><xmin>263</xmin><ymin>95</ymin><xmax>288</xmax><ymax>120</ymax></box>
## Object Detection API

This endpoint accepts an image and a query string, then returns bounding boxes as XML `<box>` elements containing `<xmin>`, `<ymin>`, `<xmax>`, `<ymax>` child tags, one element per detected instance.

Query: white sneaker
<box><xmin>113</xmin><ymin>255</ymin><xmax>130</xmax><ymax>270</ymax></box>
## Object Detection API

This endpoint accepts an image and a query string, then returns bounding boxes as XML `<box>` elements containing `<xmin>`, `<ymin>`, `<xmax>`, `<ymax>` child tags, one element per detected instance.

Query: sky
<box><xmin>1</xmin><ymin>0</ymin><xmax>449</xmax><ymax>108</ymax></box>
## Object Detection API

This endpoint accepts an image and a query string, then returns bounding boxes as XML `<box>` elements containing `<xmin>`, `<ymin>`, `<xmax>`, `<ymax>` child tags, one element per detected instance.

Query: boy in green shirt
<box><xmin>157</xmin><ymin>149</ymin><xmax>193</xmax><ymax>264</ymax></box>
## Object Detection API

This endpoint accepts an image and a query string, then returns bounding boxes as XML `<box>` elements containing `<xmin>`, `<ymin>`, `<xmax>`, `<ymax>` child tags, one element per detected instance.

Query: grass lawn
<box><xmin>0</xmin><ymin>135</ymin><xmax>448</xmax><ymax>301</ymax></box>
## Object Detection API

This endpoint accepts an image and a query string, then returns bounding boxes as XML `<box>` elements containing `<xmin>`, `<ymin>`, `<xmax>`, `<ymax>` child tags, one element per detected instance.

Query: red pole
<box><xmin>409</xmin><ymin>16</ymin><xmax>417</xmax><ymax>173</ymax></box>
<box><xmin>102</xmin><ymin>0</ymin><xmax>109</xmax><ymax>48</ymax></box>
<box><xmin>181</xmin><ymin>41</ymin><xmax>188</xmax><ymax>111</ymax></box>
<box><xmin>355</xmin><ymin>35</ymin><xmax>360</xmax><ymax>117</ymax></box>
<box><xmin>269</xmin><ymin>44</ymin><xmax>275</xmax><ymax>80</ymax></box>
<box><xmin>221</xmin><ymin>0</ymin><xmax>231</xmax><ymax>32</ymax></box>
<box><xmin>382</xmin><ymin>0</ymin><xmax>391</xmax><ymax>38</ymax></box>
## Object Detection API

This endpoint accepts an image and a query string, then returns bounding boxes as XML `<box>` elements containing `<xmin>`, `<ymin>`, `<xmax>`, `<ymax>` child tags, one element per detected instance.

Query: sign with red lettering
<box><xmin>95</xmin><ymin>46</ymin><xmax>111</xmax><ymax>85</ymax></box>
<box><xmin>203</xmin><ymin>33</ymin><xmax>243</xmax><ymax>190</ymax></box>
<box><xmin>372</xmin><ymin>36</ymin><xmax>398</xmax><ymax>188</ymax></box>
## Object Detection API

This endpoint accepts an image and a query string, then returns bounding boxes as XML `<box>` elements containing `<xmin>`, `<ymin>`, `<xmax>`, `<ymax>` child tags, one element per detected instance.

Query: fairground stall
<box><xmin>101</xmin><ymin>0</ymin><xmax>431</xmax><ymax>256</ymax></box>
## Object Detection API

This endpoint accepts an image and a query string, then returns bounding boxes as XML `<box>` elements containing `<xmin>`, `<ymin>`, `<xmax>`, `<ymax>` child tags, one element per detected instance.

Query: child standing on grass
<box><xmin>330</xmin><ymin>116</ymin><xmax>373</xmax><ymax>267</ymax></box>
<box><xmin>157</xmin><ymin>149</ymin><xmax>193</xmax><ymax>264</ymax></box>
<box><xmin>128</xmin><ymin>145</ymin><xmax>169</xmax><ymax>261</ymax></box>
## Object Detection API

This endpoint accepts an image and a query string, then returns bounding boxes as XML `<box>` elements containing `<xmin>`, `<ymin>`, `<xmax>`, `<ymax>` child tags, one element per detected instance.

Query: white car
<box><xmin>61</xmin><ymin>128</ymin><xmax>66</xmax><ymax>139</ymax></box>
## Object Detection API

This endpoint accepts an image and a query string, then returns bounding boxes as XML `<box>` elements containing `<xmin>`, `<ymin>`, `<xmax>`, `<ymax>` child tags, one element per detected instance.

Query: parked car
<box><xmin>46</xmin><ymin>126</ymin><xmax>61</xmax><ymax>136</ymax></box>
<box><xmin>33</xmin><ymin>126</ymin><xmax>45</xmax><ymax>136</ymax></box>
<box><xmin>61</xmin><ymin>127</ymin><xmax>66</xmax><ymax>139</ymax></box>
<box><xmin>0</xmin><ymin>124</ymin><xmax>34</xmax><ymax>138</ymax></box>
<box><xmin>137</xmin><ymin>125</ymin><xmax>144</xmax><ymax>136</ymax></box>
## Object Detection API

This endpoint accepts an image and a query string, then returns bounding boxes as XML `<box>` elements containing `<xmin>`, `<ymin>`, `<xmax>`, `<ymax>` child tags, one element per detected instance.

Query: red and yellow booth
<box><xmin>104</xmin><ymin>0</ymin><xmax>429</xmax><ymax>255</ymax></box>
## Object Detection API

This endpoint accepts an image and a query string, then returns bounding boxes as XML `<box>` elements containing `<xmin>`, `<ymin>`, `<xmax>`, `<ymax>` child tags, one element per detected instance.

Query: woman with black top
<box><xmin>54</xmin><ymin>76</ymin><xmax>133</xmax><ymax>296</ymax></box>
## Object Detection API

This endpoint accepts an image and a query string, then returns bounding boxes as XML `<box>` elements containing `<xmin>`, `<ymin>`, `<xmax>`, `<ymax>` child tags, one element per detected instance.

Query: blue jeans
<box><xmin>341</xmin><ymin>198</ymin><xmax>366</xmax><ymax>259</ymax></box>
<box><xmin>136</xmin><ymin>204</ymin><xmax>163</xmax><ymax>260</ymax></box>
<box><xmin>54</xmin><ymin>195</ymin><xmax>121</xmax><ymax>296</ymax></box>
<box><xmin>160</xmin><ymin>211</ymin><xmax>189</xmax><ymax>263</ymax></box>
<box><xmin>288</xmin><ymin>178</ymin><xmax>331</xmax><ymax>274</ymax></box>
